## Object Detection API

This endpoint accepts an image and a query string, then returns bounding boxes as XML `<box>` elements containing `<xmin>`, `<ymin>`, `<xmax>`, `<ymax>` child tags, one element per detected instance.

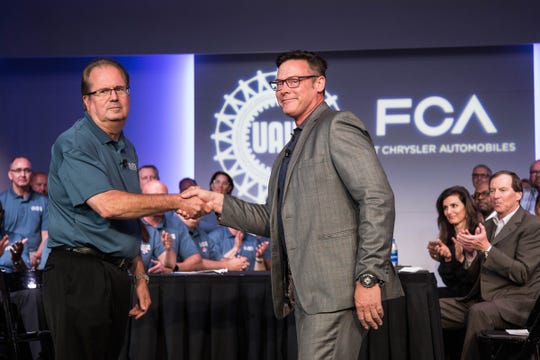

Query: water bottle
<box><xmin>390</xmin><ymin>238</ymin><xmax>398</xmax><ymax>267</ymax></box>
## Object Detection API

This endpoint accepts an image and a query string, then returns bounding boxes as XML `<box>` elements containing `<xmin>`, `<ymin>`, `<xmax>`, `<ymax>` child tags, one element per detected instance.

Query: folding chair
<box><xmin>478</xmin><ymin>295</ymin><xmax>540</xmax><ymax>360</ymax></box>
<box><xmin>0</xmin><ymin>270</ymin><xmax>53</xmax><ymax>359</ymax></box>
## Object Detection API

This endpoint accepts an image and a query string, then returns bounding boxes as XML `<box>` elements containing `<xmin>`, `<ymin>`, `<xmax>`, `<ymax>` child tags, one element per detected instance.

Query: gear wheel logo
<box><xmin>212</xmin><ymin>70</ymin><xmax>339</xmax><ymax>203</ymax></box>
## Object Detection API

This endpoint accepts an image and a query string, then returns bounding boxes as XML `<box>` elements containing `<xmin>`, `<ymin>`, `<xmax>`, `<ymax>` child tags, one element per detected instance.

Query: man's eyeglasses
<box><xmin>85</xmin><ymin>86</ymin><xmax>130</xmax><ymax>98</ymax></box>
<box><xmin>10</xmin><ymin>168</ymin><xmax>32</xmax><ymax>174</ymax></box>
<box><xmin>474</xmin><ymin>191</ymin><xmax>490</xmax><ymax>199</ymax></box>
<box><xmin>472</xmin><ymin>173</ymin><xmax>490</xmax><ymax>178</ymax></box>
<box><xmin>530</xmin><ymin>170</ymin><xmax>540</xmax><ymax>175</ymax></box>
<box><xmin>269</xmin><ymin>75</ymin><xmax>319</xmax><ymax>91</ymax></box>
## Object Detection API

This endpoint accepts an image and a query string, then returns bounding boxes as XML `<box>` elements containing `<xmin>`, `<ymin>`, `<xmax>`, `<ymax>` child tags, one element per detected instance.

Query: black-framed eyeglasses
<box><xmin>472</xmin><ymin>173</ymin><xmax>490</xmax><ymax>178</ymax></box>
<box><xmin>269</xmin><ymin>75</ymin><xmax>319</xmax><ymax>91</ymax></box>
<box><xmin>85</xmin><ymin>86</ymin><xmax>130</xmax><ymax>98</ymax></box>
<box><xmin>474</xmin><ymin>190</ymin><xmax>490</xmax><ymax>199</ymax></box>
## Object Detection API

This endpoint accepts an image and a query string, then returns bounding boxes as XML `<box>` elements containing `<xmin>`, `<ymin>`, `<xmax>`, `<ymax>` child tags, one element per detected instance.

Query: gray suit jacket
<box><xmin>464</xmin><ymin>207</ymin><xmax>540</xmax><ymax>325</ymax></box>
<box><xmin>221</xmin><ymin>102</ymin><xmax>403</xmax><ymax>318</ymax></box>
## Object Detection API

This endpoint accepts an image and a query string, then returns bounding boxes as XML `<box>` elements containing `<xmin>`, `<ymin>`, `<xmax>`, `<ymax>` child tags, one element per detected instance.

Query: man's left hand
<box><xmin>354</xmin><ymin>281</ymin><xmax>383</xmax><ymax>330</ymax></box>
<box><xmin>129</xmin><ymin>278</ymin><xmax>151</xmax><ymax>319</ymax></box>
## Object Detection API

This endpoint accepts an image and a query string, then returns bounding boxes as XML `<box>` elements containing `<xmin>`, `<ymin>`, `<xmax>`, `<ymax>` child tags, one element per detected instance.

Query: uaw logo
<box><xmin>212</xmin><ymin>70</ymin><xmax>340</xmax><ymax>204</ymax></box>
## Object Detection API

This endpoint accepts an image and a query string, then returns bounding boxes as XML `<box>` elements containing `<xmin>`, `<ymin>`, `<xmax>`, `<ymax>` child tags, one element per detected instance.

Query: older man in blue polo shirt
<box><xmin>43</xmin><ymin>58</ymin><xmax>209</xmax><ymax>360</ymax></box>
<box><xmin>0</xmin><ymin>156</ymin><xmax>48</xmax><ymax>271</ymax></box>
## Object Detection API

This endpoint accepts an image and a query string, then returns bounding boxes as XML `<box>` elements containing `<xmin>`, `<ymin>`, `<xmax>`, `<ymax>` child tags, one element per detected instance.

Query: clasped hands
<box><xmin>453</xmin><ymin>223</ymin><xmax>491</xmax><ymax>253</ymax></box>
<box><xmin>176</xmin><ymin>187</ymin><xmax>224</xmax><ymax>219</ymax></box>
<box><xmin>427</xmin><ymin>224</ymin><xmax>489</xmax><ymax>263</ymax></box>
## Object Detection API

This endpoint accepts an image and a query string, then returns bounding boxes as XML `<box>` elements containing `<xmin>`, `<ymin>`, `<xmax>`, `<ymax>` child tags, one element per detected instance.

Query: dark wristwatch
<box><xmin>359</xmin><ymin>273</ymin><xmax>379</xmax><ymax>288</ymax></box>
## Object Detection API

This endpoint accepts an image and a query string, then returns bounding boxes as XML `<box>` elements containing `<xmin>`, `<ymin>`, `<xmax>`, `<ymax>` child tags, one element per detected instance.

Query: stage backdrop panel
<box><xmin>194</xmin><ymin>46</ymin><xmax>535</xmax><ymax>278</ymax></box>
<box><xmin>0</xmin><ymin>47</ymin><xmax>536</xmax><ymax>282</ymax></box>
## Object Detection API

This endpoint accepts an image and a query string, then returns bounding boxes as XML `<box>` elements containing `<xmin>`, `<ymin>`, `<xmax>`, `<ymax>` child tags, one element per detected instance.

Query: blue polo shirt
<box><xmin>140</xmin><ymin>218</ymin><xmax>169</xmax><ymax>271</ymax></box>
<box><xmin>189</xmin><ymin>226</ymin><xmax>221</xmax><ymax>260</ymax></box>
<box><xmin>164</xmin><ymin>211</ymin><xmax>199</xmax><ymax>262</ymax></box>
<box><xmin>208</xmin><ymin>227</ymin><xmax>270</xmax><ymax>271</ymax></box>
<box><xmin>48</xmin><ymin>113</ymin><xmax>141</xmax><ymax>259</ymax></box>
<box><xmin>0</xmin><ymin>188</ymin><xmax>48</xmax><ymax>271</ymax></box>
<box><xmin>199</xmin><ymin>211</ymin><xmax>220</xmax><ymax>233</ymax></box>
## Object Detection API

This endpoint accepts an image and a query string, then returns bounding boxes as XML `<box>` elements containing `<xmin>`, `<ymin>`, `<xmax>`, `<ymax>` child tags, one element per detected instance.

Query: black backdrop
<box><xmin>1</xmin><ymin>1</ymin><xmax>540</xmax><ymax>57</ymax></box>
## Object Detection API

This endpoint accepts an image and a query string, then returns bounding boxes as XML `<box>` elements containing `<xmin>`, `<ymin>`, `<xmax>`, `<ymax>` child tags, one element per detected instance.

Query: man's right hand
<box><xmin>180</xmin><ymin>187</ymin><xmax>225</xmax><ymax>215</ymax></box>
<box><xmin>177</xmin><ymin>193</ymin><xmax>213</xmax><ymax>219</ymax></box>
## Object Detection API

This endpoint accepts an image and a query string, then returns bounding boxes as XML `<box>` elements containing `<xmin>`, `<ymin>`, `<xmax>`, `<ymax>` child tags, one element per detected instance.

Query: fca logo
<box><xmin>376</xmin><ymin>95</ymin><xmax>497</xmax><ymax>137</ymax></box>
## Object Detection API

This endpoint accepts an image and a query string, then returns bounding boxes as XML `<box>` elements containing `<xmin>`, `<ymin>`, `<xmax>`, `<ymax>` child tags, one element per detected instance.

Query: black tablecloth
<box><xmin>122</xmin><ymin>271</ymin><xmax>444</xmax><ymax>360</ymax></box>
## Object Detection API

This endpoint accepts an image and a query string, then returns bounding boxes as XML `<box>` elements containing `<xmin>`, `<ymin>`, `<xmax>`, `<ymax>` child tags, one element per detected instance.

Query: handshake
<box><xmin>176</xmin><ymin>187</ymin><xmax>225</xmax><ymax>219</ymax></box>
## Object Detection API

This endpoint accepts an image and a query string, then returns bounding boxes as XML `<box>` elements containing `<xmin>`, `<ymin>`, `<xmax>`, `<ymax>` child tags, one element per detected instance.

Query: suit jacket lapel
<box><xmin>491</xmin><ymin>207</ymin><xmax>525</xmax><ymax>246</ymax></box>
<box><xmin>282</xmin><ymin>102</ymin><xmax>331</xmax><ymax>201</ymax></box>
<box><xmin>485</xmin><ymin>218</ymin><xmax>496</xmax><ymax>242</ymax></box>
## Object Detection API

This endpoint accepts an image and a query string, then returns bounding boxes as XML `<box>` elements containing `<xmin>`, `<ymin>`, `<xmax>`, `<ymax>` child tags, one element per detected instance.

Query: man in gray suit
<box><xmin>441</xmin><ymin>170</ymin><xmax>540</xmax><ymax>360</ymax></box>
<box><xmin>183</xmin><ymin>50</ymin><xmax>403</xmax><ymax>359</ymax></box>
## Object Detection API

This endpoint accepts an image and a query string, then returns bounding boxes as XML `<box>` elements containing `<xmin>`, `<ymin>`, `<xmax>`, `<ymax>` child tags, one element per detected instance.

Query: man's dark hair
<box><xmin>276</xmin><ymin>50</ymin><xmax>328</xmax><ymax>77</ymax></box>
<box><xmin>490</xmin><ymin>170</ymin><xmax>523</xmax><ymax>193</ymax></box>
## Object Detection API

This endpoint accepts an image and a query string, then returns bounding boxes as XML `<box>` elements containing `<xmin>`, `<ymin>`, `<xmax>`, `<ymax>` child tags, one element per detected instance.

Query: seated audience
<box><xmin>178</xmin><ymin>177</ymin><xmax>197</xmax><ymax>193</ymax></box>
<box><xmin>199</xmin><ymin>171</ymin><xmax>234</xmax><ymax>233</ymax></box>
<box><xmin>427</xmin><ymin>186</ymin><xmax>481</xmax><ymax>297</ymax></box>
<box><xmin>208</xmin><ymin>226</ymin><xmax>270</xmax><ymax>271</ymax></box>
<box><xmin>178</xmin><ymin>213</ymin><xmax>250</xmax><ymax>271</ymax></box>
<box><xmin>440</xmin><ymin>170</ymin><xmax>540</xmax><ymax>360</ymax></box>
<box><xmin>141</xmin><ymin>180</ymin><xmax>202</xmax><ymax>272</ymax></box>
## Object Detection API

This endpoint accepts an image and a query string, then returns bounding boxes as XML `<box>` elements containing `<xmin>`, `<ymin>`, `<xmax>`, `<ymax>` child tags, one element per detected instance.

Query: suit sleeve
<box><xmin>328</xmin><ymin>111</ymin><xmax>395</xmax><ymax>282</ymax></box>
<box><xmin>220</xmin><ymin>195</ymin><xmax>271</xmax><ymax>238</ymax></box>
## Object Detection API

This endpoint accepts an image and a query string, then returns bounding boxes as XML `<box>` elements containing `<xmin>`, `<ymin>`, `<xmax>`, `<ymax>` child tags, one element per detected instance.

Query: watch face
<box><xmin>360</xmin><ymin>273</ymin><xmax>376</xmax><ymax>288</ymax></box>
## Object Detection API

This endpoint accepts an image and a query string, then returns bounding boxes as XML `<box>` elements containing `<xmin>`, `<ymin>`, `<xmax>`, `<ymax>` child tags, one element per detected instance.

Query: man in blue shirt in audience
<box><xmin>0</xmin><ymin>156</ymin><xmax>48</xmax><ymax>271</ymax></box>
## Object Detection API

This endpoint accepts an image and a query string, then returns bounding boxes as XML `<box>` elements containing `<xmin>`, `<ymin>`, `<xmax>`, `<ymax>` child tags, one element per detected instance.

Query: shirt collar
<box><xmin>83</xmin><ymin>112</ymin><xmax>125</xmax><ymax>146</ymax></box>
<box><xmin>493</xmin><ymin>205</ymin><xmax>520</xmax><ymax>226</ymax></box>
<box><xmin>484</xmin><ymin>211</ymin><xmax>497</xmax><ymax>221</ymax></box>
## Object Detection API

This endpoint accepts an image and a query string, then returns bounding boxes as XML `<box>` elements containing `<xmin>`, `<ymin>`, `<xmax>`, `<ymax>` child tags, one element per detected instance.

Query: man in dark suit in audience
<box><xmin>440</xmin><ymin>170</ymin><xmax>540</xmax><ymax>360</ymax></box>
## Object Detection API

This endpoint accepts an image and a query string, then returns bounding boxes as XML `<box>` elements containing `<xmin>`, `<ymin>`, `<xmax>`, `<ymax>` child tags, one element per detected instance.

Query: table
<box><xmin>121</xmin><ymin>271</ymin><xmax>444</xmax><ymax>360</ymax></box>
<box><xmin>360</xmin><ymin>272</ymin><xmax>445</xmax><ymax>360</ymax></box>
